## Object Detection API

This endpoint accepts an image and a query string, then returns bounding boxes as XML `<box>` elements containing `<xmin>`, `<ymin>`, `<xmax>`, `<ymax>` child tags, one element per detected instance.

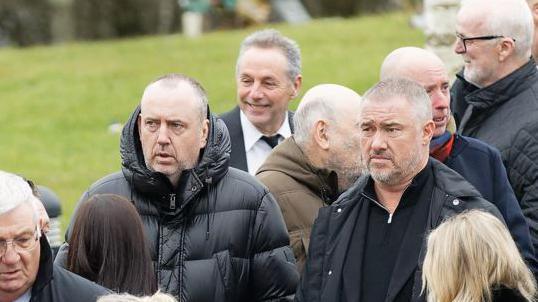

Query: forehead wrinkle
<box><xmin>0</xmin><ymin>224</ymin><xmax>34</xmax><ymax>239</ymax></box>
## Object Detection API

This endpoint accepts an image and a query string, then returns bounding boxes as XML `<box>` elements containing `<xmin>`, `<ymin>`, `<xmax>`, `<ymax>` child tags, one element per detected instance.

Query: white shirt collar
<box><xmin>240</xmin><ymin>110</ymin><xmax>292</xmax><ymax>152</ymax></box>
<box><xmin>14</xmin><ymin>288</ymin><xmax>31</xmax><ymax>302</ymax></box>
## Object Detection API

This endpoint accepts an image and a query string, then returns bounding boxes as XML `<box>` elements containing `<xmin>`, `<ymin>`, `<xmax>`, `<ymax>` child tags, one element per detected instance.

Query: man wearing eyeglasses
<box><xmin>451</xmin><ymin>0</ymin><xmax>538</xmax><ymax>256</ymax></box>
<box><xmin>0</xmin><ymin>170</ymin><xmax>109</xmax><ymax>302</ymax></box>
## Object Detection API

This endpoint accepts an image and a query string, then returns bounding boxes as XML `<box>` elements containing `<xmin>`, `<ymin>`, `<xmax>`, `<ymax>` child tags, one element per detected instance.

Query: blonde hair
<box><xmin>97</xmin><ymin>291</ymin><xmax>177</xmax><ymax>302</ymax></box>
<box><xmin>422</xmin><ymin>210</ymin><xmax>537</xmax><ymax>302</ymax></box>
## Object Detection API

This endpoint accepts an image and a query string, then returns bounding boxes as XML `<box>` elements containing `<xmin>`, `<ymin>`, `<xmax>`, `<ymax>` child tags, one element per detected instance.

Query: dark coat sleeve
<box><xmin>507</xmin><ymin>122</ymin><xmax>538</xmax><ymax>255</ymax></box>
<box><xmin>249</xmin><ymin>191</ymin><xmax>299</xmax><ymax>301</ymax></box>
<box><xmin>488</xmin><ymin>144</ymin><xmax>538</xmax><ymax>273</ymax></box>
<box><xmin>294</xmin><ymin>210</ymin><xmax>329</xmax><ymax>302</ymax></box>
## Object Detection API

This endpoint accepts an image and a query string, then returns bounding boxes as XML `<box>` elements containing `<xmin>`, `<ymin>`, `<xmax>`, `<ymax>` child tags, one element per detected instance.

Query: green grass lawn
<box><xmin>0</xmin><ymin>11</ymin><xmax>424</xmax><ymax>230</ymax></box>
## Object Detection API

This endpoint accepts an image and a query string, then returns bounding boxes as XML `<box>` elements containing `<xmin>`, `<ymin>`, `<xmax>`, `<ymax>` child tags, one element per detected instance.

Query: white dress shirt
<box><xmin>14</xmin><ymin>289</ymin><xmax>31</xmax><ymax>302</ymax></box>
<box><xmin>240</xmin><ymin>110</ymin><xmax>291</xmax><ymax>175</ymax></box>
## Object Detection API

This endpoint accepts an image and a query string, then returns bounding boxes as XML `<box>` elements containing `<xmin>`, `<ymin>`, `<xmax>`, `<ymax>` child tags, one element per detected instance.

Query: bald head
<box><xmin>380</xmin><ymin>47</ymin><xmax>451</xmax><ymax>137</ymax></box>
<box><xmin>380</xmin><ymin>47</ymin><xmax>446</xmax><ymax>81</ymax></box>
<box><xmin>294</xmin><ymin>84</ymin><xmax>363</xmax><ymax>191</ymax></box>
<box><xmin>299</xmin><ymin>84</ymin><xmax>360</xmax><ymax>111</ymax></box>
<box><xmin>294</xmin><ymin>84</ymin><xmax>361</xmax><ymax>146</ymax></box>
<box><xmin>141</xmin><ymin>74</ymin><xmax>208</xmax><ymax>123</ymax></box>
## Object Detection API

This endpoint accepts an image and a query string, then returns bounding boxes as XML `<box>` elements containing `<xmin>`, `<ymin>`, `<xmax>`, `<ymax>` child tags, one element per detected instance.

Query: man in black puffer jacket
<box><xmin>57</xmin><ymin>74</ymin><xmax>298</xmax><ymax>301</ymax></box>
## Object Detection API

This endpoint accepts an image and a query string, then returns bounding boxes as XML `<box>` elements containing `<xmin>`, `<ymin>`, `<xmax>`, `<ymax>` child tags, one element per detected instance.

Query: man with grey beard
<box><xmin>296</xmin><ymin>78</ymin><xmax>502</xmax><ymax>302</ymax></box>
<box><xmin>256</xmin><ymin>84</ymin><xmax>362</xmax><ymax>273</ymax></box>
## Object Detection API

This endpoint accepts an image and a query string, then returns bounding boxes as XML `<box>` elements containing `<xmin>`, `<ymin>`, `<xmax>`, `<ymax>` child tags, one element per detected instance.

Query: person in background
<box><xmin>56</xmin><ymin>73</ymin><xmax>298</xmax><ymax>301</ymax></box>
<box><xmin>296</xmin><ymin>78</ymin><xmax>503</xmax><ymax>302</ymax></box>
<box><xmin>422</xmin><ymin>210</ymin><xmax>537</xmax><ymax>302</ymax></box>
<box><xmin>0</xmin><ymin>170</ymin><xmax>109</xmax><ymax>302</ymax></box>
<box><xmin>452</xmin><ymin>0</ymin><xmax>538</xmax><ymax>252</ymax></box>
<box><xmin>380</xmin><ymin>46</ymin><xmax>537</xmax><ymax>274</ymax></box>
<box><xmin>256</xmin><ymin>83</ymin><xmax>362</xmax><ymax>273</ymax></box>
<box><xmin>67</xmin><ymin>194</ymin><xmax>157</xmax><ymax>296</ymax></box>
<box><xmin>220</xmin><ymin>29</ymin><xmax>302</xmax><ymax>174</ymax></box>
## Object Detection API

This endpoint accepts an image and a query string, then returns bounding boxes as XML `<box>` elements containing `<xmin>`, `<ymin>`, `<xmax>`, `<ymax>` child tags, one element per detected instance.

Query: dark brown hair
<box><xmin>67</xmin><ymin>194</ymin><xmax>157</xmax><ymax>296</ymax></box>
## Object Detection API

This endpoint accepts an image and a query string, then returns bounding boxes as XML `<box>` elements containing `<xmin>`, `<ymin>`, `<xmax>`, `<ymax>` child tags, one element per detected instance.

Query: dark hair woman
<box><xmin>67</xmin><ymin>194</ymin><xmax>157</xmax><ymax>296</ymax></box>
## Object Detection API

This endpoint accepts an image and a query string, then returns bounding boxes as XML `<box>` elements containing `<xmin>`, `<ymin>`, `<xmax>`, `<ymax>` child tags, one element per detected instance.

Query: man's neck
<box><xmin>372</xmin><ymin>157</ymin><xmax>428</xmax><ymax>213</ymax></box>
<box><xmin>167</xmin><ymin>172</ymin><xmax>181</xmax><ymax>188</ymax></box>
<box><xmin>373</xmin><ymin>179</ymin><xmax>413</xmax><ymax>214</ymax></box>
<box><xmin>255</xmin><ymin>115</ymin><xmax>286</xmax><ymax>136</ymax></box>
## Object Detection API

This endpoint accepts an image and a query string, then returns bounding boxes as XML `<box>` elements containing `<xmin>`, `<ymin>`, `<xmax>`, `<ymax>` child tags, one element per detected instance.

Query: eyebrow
<box><xmin>380</xmin><ymin>121</ymin><xmax>403</xmax><ymax>128</ymax></box>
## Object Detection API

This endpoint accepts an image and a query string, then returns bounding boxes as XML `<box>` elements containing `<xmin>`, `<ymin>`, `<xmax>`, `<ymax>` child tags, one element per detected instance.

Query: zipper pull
<box><xmin>387</xmin><ymin>213</ymin><xmax>393</xmax><ymax>224</ymax></box>
<box><xmin>169</xmin><ymin>193</ymin><xmax>176</xmax><ymax>210</ymax></box>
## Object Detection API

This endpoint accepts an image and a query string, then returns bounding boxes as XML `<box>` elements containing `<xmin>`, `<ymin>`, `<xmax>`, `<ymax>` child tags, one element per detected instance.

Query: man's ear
<box><xmin>290</xmin><ymin>74</ymin><xmax>303</xmax><ymax>98</ymax></box>
<box><xmin>498</xmin><ymin>38</ymin><xmax>516</xmax><ymax>62</ymax></box>
<box><xmin>200</xmin><ymin>119</ymin><xmax>210</xmax><ymax>148</ymax></box>
<box><xmin>313</xmin><ymin>119</ymin><xmax>330</xmax><ymax>150</ymax></box>
<box><xmin>422</xmin><ymin>120</ymin><xmax>436</xmax><ymax>145</ymax></box>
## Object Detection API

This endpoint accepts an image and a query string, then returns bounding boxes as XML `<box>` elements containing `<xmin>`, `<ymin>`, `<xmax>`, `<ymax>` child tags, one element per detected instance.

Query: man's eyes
<box><xmin>240</xmin><ymin>78</ymin><xmax>253</xmax><ymax>85</ymax></box>
<box><xmin>171</xmin><ymin>122</ymin><xmax>183</xmax><ymax>129</ymax></box>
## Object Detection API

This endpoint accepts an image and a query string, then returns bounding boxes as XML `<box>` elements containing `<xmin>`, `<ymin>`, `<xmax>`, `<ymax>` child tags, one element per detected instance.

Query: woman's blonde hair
<box><xmin>422</xmin><ymin>210</ymin><xmax>537</xmax><ymax>302</ymax></box>
<box><xmin>97</xmin><ymin>291</ymin><xmax>177</xmax><ymax>302</ymax></box>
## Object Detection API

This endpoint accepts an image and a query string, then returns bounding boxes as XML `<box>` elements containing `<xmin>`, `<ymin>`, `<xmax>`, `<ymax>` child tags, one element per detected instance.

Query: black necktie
<box><xmin>260</xmin><ymin>134</ymin><xmax>281</xmax><ymax>149</ymax></box>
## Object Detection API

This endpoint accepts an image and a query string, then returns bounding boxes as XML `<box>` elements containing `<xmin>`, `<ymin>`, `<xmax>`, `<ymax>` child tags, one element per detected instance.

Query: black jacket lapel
<box><xmin>219</xmin><ymin>106</ymin><xmax>248</xmax><ymax>171</ymax></box>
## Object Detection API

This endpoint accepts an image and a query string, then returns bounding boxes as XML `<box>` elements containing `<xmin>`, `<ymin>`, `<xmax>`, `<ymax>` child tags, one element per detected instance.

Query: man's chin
<box><xmin>243</xmin><ymin>111</ymin><xmax>270</xmax><ymax>126</ymax></box>
<box><xmin>0</xmin><ymin>280</ymin><xmax>27</xmax><ymax>294</ymax></box>
<box><xmin>433</xmin><ymin>128</ymin><xmax>447</xmax><ymax>137</ymax></box>
<box><xmin>150</xmin><ymin>164</ymin><xmax>178</xmax><ymax>176</ymax></box>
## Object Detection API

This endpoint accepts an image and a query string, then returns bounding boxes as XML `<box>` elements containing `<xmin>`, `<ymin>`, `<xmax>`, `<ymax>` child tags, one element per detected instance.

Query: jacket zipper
<box><xmin>178</xmin><ymin>221</ymin><xmax>186</xmax><ymax>300</ymax></box>
<box><xmin>361</xmin><ymin>193</ymin><xmax>394</xmax><ymax>224</ymax></box>
<box><xmin>169</xmin><ymin>193</ymin><xmax>176</xmax><ymax>210</ymax></box>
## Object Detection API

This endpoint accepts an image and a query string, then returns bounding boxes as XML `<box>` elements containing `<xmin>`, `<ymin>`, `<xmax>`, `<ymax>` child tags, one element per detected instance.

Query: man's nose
<box><xmin>248</xmin><ymin>82</ymin><xmax>264</xmax><ymax>100</ymax></box>
<box><xmin>431</xmin><ymin>92</ymin><xmax>449</xmax><ymax>110</ymax></box>
<box><xmin>454</xmin><ymin>38</ymin><xmax>466</xmax><ymax>54</ymax></box>
<box><xmin>156</xmin><ymin>124</ymin><xmax>171</xmax><ymax>145</ymax></box>
<box><xmin>370</xmin><ymin>131</ymin><xmax>387</xmax><ymax>150</ymax></box>
<box><xmin>1</xmin><ymin>242</ymin><xmax>21</xmax><ymax>264</ymax></box>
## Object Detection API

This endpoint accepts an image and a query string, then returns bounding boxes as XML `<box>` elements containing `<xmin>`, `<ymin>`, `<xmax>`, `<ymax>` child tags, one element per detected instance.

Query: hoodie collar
<box><xmin>31</xmin><ymin>236</ymin><xmax>53</xmax><ymax>298</ymax></box>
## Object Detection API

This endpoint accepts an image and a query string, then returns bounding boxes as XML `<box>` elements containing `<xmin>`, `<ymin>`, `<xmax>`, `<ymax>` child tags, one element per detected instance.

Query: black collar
<box><xmin>457</xmin><ymin>59</ymin><xmax>537</xmax><ymax>110</ymax></box>
<box><xmin>31</xmin><ymin>236</ymin><xmax>54</xmax><ymax>297</ymax></box>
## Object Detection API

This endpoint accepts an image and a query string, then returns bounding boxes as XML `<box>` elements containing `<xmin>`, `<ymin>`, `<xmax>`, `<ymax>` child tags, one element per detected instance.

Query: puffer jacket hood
<box><xmin>120</xmin><ymin>105</ymin><xmax>231</xmax><ymax>214</ymax></box>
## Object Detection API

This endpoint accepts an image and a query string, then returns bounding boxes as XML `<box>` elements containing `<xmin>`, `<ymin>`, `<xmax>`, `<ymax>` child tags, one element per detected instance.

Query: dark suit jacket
<box><xmin>219</xmin><ymin>106</ymin><xmax>294</xmax><ymax>172</ymax></box>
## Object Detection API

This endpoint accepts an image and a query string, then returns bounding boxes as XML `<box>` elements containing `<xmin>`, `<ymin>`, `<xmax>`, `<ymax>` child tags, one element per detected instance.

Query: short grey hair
<box><xmin>460</xmin><ymin>0</ymin><xmax>533</xmax><ymax>59</ymax></box>
<box><xmin>363</xmin><ymin>78</ymin><xmax>432</xmax><ymax>125</ymax></box>
<box><xmin>147</xmin><ymin>73</ymin><xmax>208</xmax><ymax>123</ymax></box>
<box><xmin>236</xmin><ymin>29</ymin><xmax>301</xmax><ymax>82</ymax></box>
<box><xmin>0</xmin><ymin>171</ymin><xmax>40</xmax><ymax>222</ymax></box>
<box><xmin>294</xmin><ymin>97</ymin><xmax>336</xmax><ymax>147</ymax></box>
<box><xmin>97</xmin><ymin>291</ymin><xmax>177</xmax><ymax>302</ymax></box>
